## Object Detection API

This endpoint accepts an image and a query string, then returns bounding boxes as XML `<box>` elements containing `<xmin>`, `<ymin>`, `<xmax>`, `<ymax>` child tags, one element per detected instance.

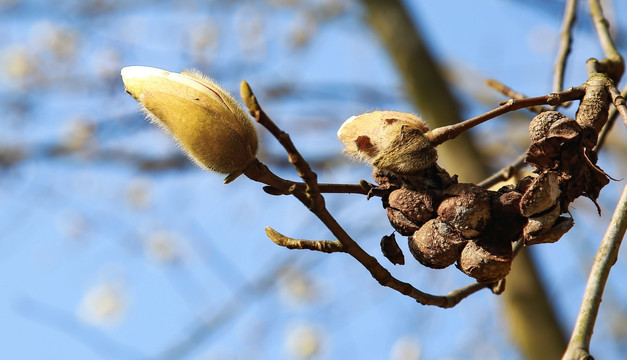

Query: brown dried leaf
<box><xmin>380</xmin><ymin>233</ymin><xmax>405</xmax><ymax>265</ymax></box>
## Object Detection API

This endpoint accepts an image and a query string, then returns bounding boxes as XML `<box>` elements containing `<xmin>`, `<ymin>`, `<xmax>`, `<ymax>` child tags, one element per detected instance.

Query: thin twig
<box><xmin>241</xmin><ymin>81</ymin><xmax>499</xmax><ymax>307</ymax></box>
<box><xmin>478</xmin><ymin>152</ymin><xmax>527</xmax><ymax>189</ymax></box>
<box><xmin>485</xmin><ymin>79</ymin><xmax>547</xmax><ymax>113</ymax></box>
<box><xmin>587</xmin><ymin>0</ymin><xmax>624</xmax><ymax>80</ymax></box>
<box><xmin>562</xmin><ymin>184</ymin><xmax>627</xmax><ymax>360</ymax></box>
<box><xmin>427</xmin><ymin>86</ymin><xmax>586</xmax><ymax>146</ymax></box>
<box><xmin>312</xmin><ymin>205</ymin><xmax>495</xmax><ymax>307</ymax></box>
<box><xmin>595</xmin><ymin>84</ymin><xmax>627</xmax><ymax>151</ymax></box>
<box><xmin>553</xmin><ymin>0</ymin><xmax>578</xmax><ymax>95</ymax></box>
<box><xmin>265</xmin><ymin>226</ymin><xmax>345</xmax><ymax>253</ymax></box>
<box><xmin>263</xmin><ymin>182</ymin><xmax>372</xmax><ymax>196</ymax></box>
<box><xmin>607</xmin><ymin>85</ymin><xmax>627</xmax><ymax>128</ymax></box>
<box><xmin>242</xmin><ymin>82</ymin><xmax>325</xmax><ymax>211</ymax></box>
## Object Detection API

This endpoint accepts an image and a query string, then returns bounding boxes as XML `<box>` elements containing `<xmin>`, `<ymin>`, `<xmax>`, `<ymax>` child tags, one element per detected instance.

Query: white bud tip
<box><xmin>121</xmin><ymin>66</ymin><xmax>169</xmax><ymax>81</ymax></box>
<box><xmin>337</xmin><ymin>115</ymin><xmax>358</xmax><ymax>139</ymax></box>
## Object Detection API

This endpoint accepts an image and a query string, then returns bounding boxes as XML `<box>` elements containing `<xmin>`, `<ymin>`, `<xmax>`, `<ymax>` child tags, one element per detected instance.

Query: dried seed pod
<box><xmin>494</xmin><ymin>187</ymin><xmax>523</xmax><ymax>215</ymax></box>
<box><xmin>515</xmin><ymin>176</ymin><xmax>534</xmax><ymax>193</ymax></box>
<box><xmin>387</xmin><ymin>188</ymin><xmax>437</xmax><ymax>226</ymax></box>
<box><xmin>337</xmin><ymin>111</ymin><xmax>437</xmax><ymax>174</ymax></box>
<box><xmin>458</xmin><ymin>237</ymin><xmax>513</xmax><ymax>283</ymax></box>
<box><xmin>523</xmin><ymin>205</ymin><xmax>560</xmax><ymax>240</ymax></box>
<box><xmin>437</xmin><ymin>183</ymin><xmax>491</xmax><ymax>238</ymax></box>
<box><xmin>529</xmin><ymin>111</ymin><xmax>567</xmax><ymax>142</ymax></box>
<box><xmin>525</xmin><ymin>216</ymin><xmax>574</xmax><ymax>246</ymax></box>
<box><xmin>520</xmin><ymin>171</ymin><xmax>561</xmax><ymax>217</ymax></box>
<box><xmin>400</xmin><ymin>163</ymin><xmax>458</xmax><ymax>191</ymax></box>
<box><xmin>372</xmin><ymin>168</ymin><xmax>402</xmax><ymax>189</ymax></box>
<box><xmin>408</xmin><ymin>219</ymin><xmax>466</xmax><ymax>269</ymax></box>
<box><xmin>380</xmin><ymin>233</ymin><xmax>405</xmax><ymax>265</ymax></box>
<box><xmin>490</xmin><ymin>188</ymin><xmax>526</xmax><ymax>243</ymax></box>
<box><xmin>386</xmin><ymin>208</ymin><xmax>421</xmax><ymax>236</ymax></box>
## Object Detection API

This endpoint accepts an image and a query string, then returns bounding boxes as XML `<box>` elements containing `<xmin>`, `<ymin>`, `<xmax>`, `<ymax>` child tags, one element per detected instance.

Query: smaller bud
<box><xmin>408</xmin><ymin>218</ymin><xmax>466</xmax><ymax>269</ymax></box>
<box><xmin>337</xmin><ymin>111</ymin><xmax>437</xmax><ymax>174</ymax></box>
<box><xmin>437</xmin><ymin>184</ymin><xmax>491</xmax><ymax>238</ymax></box>
<box><xmin>121</xmin><ymin>66</ymin><xmax>258</xmax><ymax>182</ymax></box>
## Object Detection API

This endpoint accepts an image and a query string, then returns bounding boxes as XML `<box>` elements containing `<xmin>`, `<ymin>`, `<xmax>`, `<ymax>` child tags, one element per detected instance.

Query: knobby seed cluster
<box><xmin>339</xmin><ymin>109</ymin><xmax>610</xmax><ymax>283</ymax></box>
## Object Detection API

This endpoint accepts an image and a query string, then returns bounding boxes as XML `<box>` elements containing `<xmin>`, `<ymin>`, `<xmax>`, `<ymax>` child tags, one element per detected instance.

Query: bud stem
<box><xmin>425</xmin><ymin>86</ymin><xmax>586</xmax><ymax>146</ymax></box>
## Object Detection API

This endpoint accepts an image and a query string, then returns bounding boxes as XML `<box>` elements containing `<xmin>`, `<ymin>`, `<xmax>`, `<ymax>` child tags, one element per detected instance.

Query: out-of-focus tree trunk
<box><xmin>358</xmin><ymin>0</ymin><xmax>567</xmax><ymax>358</ymax></box>
<box><xmin>359</xmin><ymin>0</ymin><xmax>482</xmax><ymax>183</ymax></box>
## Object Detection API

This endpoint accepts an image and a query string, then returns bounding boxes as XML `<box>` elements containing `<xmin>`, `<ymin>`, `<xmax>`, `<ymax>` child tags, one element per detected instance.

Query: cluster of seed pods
<box><xmin>339</xmin><ymin>110</ymin><xmax>608</xmax><ymax>283</ymax></box>
<box><xmin>377</xmin><ymin>166</ymin><xmax>516</xmax><ymax>282</ymax></box>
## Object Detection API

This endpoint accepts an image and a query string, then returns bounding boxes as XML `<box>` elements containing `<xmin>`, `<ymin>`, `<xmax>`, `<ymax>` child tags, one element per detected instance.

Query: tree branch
<box><xmin>427</xmin><ymin>87</ymin><xmax>586</xmax><ymax>146</ymax></box>
<box><xmin>587</xmin><ymin>0</ymin><xmax>624</xmax><ymax>80</ymax></box>
<box><xmin>554</xmin><ymin>0</ymin><xmax>578</xmax><ymax>95</ymax></box>
<box><xmin>478</xmin><ymin>152</ymin><xmax>527</xmax><ymax>189</ymax></box>
<box><xmin>241</xmin><ymin>82</ymin><xmax>499</xmax><ymax>307</ymax></box>
<box><xmin>607</xmin><ymin>85</ymin><xmax>627</xmax><ymax>128</ymax></box>
<box><xmin>563</xmin><ymin>184</ymin><xmax>627</xmax><ymax>360</ymax></box>
<box><xmin>485</xmin><ymin>79</ymin><xmax>547</xmax><ymax>113</ymax></box>
<box><xmin>595</xmin><ymin>84</ymin><xmax>627</xmax><ymax>151</ymax></box>
<box><xmin>265</xmin><ymin>227</ymin><xmax>345</xmax><ymax>253</ymax></box>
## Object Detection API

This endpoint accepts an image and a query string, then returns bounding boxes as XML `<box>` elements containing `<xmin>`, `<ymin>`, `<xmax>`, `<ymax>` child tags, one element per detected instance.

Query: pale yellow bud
<box><xmin>121</xmin><ymin>66</ymin><xmax>258</xmax><ymax>180</ymax></box>
<box><xmin>337</xmin><ymin>111</ymin><xmax>437</xmax><ymax>174</ymax></box>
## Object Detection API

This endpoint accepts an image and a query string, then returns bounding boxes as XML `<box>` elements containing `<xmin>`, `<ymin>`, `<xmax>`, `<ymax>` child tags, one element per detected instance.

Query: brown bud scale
<box><xmin>520</xmin><ymin>171</ymin><xmax>560</xmax><ymax>217</ymax></box>
<box><xmin>437</xmin><ymin>183</ymin><xmax>491</xmax><ymax>238</ymax></box>
<box><xmin>458</xmin><ymin>237</ymin><xmax>513</xmax><ymax>283</ymax></box>
<box><xmin>408</xmin><ymin>219</ymin><xmax>466</xmax><ymax>269</ymax></box>
<box><xmin>387</xmin><ymin>188</ymin><xmax>437</xmax><ymax>226</ymax></box>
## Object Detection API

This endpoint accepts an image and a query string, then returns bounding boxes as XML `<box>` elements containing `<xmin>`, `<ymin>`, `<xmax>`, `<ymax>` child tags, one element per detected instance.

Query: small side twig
<box><xmin>587</xmin><ymin>0</ymin><xmax>624</xmax><ymax>80</ymax></box>
<box><xmin>562</xmin><ymin>184</ymin><xmax>627</xmax><ymax>360</ymax></box>
<box><xmin>427</xmin><ymin>86</ymin><xmax>586</xmax><ymax>146</ymax></box>
<box><xmin>263</xmin><ymin>182</ymin><xmax>372</xmax><ymax>196</ymax></box>
<box><xmin>485</xmin><ymin>79</ymin><xmax>547</xmax><ymax>113</ymax></box>
<box><xmin>553</xmin><ymin>0</ymin><xmax>578</xmax><ymax>96</ymax></box>
<box><xmin>241</xmin><ymin>81</ymin><xmax>325</xmax><ymax>211</ymax></box>
<box><xmin>265</xmin><ymin>227</ymin><xmax>345</xmax><ymax>253</ymax></box>
<box><xmin>607</xmin><ymin>85</ymin><xmax>627</xmax><ymax>128</ymax></box>
<box><xmin>478</xmin><ymin>152</ymin><xmax>527</xmax><ymax>189</ymax></box>
<box><xmin>595</xmin><ymin>84</ymin><xmax>627</xmax><ymax>151</ymax></box>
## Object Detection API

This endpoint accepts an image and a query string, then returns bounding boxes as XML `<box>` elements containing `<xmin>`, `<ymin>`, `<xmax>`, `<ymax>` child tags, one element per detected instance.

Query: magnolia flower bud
<box><xmin>121</xmin><ymin>66</ymin><xmax>258</xmax><ymax>181</ymax></box>
<box><xmin>337</xmin><ymin>111</ymin><xmax>437</xmax><ymax>174</ymax></box>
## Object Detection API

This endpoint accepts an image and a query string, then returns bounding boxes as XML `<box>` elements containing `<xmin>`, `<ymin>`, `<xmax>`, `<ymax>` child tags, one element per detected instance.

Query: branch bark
<box><xmin>563</xmin><ymin>184</ymin><xmax>627</xmax><ymax>360</ymax></box>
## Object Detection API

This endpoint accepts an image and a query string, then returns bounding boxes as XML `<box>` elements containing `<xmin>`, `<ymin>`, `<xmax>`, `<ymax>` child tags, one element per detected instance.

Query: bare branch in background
<box><xmin>553</xmin><ymin>0</ymin><xmax>578</xmax><ymax>95</ymax></box>
<box><xmin>563</xmin><ymin>184</ymin><xmax>627</xmax><ymax>360</ymax></box>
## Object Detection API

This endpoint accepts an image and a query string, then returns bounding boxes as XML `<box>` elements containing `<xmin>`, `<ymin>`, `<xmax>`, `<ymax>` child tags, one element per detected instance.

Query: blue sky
<box><xmin>1</xmin><ymin>0</ymin><xmax>626</xmax><ymax>359</ymax></box>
